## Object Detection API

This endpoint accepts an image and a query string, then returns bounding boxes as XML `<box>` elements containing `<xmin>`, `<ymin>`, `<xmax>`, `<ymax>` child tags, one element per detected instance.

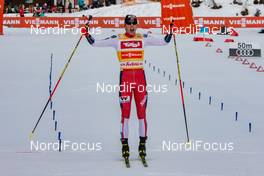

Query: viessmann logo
<box><xmin>121</xmin><ymin>51</ymin><xmax>143</xmax><ymax>58</ymax></box>
<box><xmin>163</xmin><ymin>3</ymin><xmax>185</xmax><ymax>9</ymax></box>
<box><xmin>121</xmin><ymin>41</ymin><xmax>143</xmax><ymax>49</ymax></box>
<box><xmin>164</xmin><ymin>16</ymin><xmax>186</xmax><ymax>21</ymax></box>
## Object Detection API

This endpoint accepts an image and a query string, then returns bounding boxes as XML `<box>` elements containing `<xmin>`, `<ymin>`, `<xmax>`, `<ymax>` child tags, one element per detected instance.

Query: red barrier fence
<box><xmin>3</xmin><ymin>17</ymin><xmax>264</xmax><ymax>29</ymax></box>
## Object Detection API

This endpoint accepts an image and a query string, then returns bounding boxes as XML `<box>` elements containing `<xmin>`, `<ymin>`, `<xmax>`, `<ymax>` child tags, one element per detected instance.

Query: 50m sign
<box><xmin>229</xmin><ymin>42</ymin><xmax>261</xmax><ymax>57</ymax></box>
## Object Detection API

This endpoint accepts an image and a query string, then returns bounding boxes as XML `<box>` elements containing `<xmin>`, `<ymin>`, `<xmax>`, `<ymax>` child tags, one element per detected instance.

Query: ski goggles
<box><xmin>125</xmin><ymin>15</ymin><xmax>138</xmax><ymax>25</ymax></box>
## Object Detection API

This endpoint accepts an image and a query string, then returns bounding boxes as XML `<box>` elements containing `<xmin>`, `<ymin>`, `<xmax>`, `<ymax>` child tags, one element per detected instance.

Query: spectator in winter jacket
<box><xmin>253</xmin><ymin>0</ymin><xmax>264</xmax><ymax>4</ymax></box>
<box><xmin>43</xmin><ymin>3</ymin><xmax>48</xmax><ymax>13</ymax></box>
<box><xmin>211</xmin><ymin>0</ymin><xmax>222</xmax><ymax>9</ymax></box>
<box><xmin>68</xmin><ymin>1</ymin><xmax>73</xmax><ymax>13</ymax></box>
<box><xmin>254</xmin><ymin>9</ymin><xmax>261</xmax><ymax>17</ymax></box>
<box><xmin>233</xmin><ymin>0</ymin><xmax>243</xmax><ymax>5</ymax></box>
<box><xmin>34</xmin><ymin>6</ymin><xmax>42</xmax><ymax>17</ymax></box>
<box><xmin>78</xmin><ymin>0</ymin><xmax>85</xmax><ymax>10</ymax></box>
<box><xmin>19</xmin><ymin>5</ymin><xmax>25</xmax><ymax>17</ymax></box>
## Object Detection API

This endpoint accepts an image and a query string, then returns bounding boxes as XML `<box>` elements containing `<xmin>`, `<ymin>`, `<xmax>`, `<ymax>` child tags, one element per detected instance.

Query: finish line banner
<box><xmin>3</xmin><ymin>17</ymin><xmax>264</xmax><ymax>29</ymax></box>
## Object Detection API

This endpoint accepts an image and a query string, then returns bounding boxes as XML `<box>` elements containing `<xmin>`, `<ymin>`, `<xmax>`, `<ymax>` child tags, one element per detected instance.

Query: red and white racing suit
<box><xmin>89</xmin><ymin>32</ymin><xmax>169</xmax><ymax>139</ymax></box>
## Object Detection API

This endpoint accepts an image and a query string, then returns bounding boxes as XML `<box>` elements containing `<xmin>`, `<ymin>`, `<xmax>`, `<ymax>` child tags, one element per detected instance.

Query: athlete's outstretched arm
<box><xmin>144</xmin><ymin>33</ymin><xmax>172</xmax><ymax>46</ymax></box>
<box><xmin>85</xmin><ymin>34</ymin><xmax>118</xmax><ymax>49</ymax></box>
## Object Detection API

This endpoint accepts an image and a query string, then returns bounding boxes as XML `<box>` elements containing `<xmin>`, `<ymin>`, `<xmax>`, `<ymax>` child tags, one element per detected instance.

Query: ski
<box><xmin>124</xmin><ymin>157</ymin><xmax>130</xmax><ymax>168</ymax></box>
<box><xmin>140</xmin><ymin>156</ymin><xmax>148</xmax><ymax>167</ymax></box>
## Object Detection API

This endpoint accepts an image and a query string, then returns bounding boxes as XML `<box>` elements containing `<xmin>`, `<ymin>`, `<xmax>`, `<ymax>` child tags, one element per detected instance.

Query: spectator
<box><xmin>91</xmin><ymin>0</ymin><xmax>99</xmax><ymax>8</ymax></box>
<box><xmin>99</xmin><ymin>0</ymin><xmax>105</xmax><ymax>7</ymax></box>
<box><xmin>78</xmin><ymin>0</ymin><xmax>85</xmax><ymax>10</ymax></box>
<box><xmin>6</xmin><ymin>5</ymin><xmax>13</xmax><ymax>13</ymax></box>
<box><xmin>51</xmin><ymin>5</ymin><xmax>57</xmax><ymax>13</ymax></box>
<box><xmin>233</xmin><ymin>0</ymin><xmax>243</xmax><ymax>5</ymax></box>
<box><xmin>46</xmin><ymin>0</ymin><xmax>53</xmax><ymax>7</ymax></box>
<box><xmin>68</xmin><ymin>1</ymin><xmax>73</xmax><ymax>13</ymax></box>
<box><xmin>40</xmin><ymin>9</ymin><xmax>45</xmax><ymax>17</ymax></box>
<box><xmin>254</xmin><ymin>9</ymin><xmax>261</xmax><ymax>17</ymax></box>
<box><xmin>19</xmin><ymin>4</ymin><xmax>25</xmax><ymax>17</ymax></box>
<box><xmin>105</xmin><ymin>0</ymin><xmax>111</xmax><ymax>6</ymax></box>
<box><xmin>241</xmin><ymin>0</ymin><xmax>249</xmax><ymax>16</ymax></box>
<box><xmin>253</xmin><ymin>0</ymin><xmax>264</xmax><ymax>4</ymax></box>
<box><xmin>28</xmin><ymin>5</ymin><xmax>34</xmax><ymax>13</ymax></box>
<box><xmin>62</xmin><ymin>4</ymin><xmax>66</xmax><ymax>13</ymax></box>
<box><xmin>43</xmin><ymin>3</ymin><xmax>48</xmax><ymax>13</ymax></box>
<box><xmin>33</xmin><ymin>4</ymin><xmax>42</xmax><ymax>17</ymax></box>
<box><xmin>191</xmin><ymin>0</ymin><xmax>201</xmax><ymax>8</ymax></box>
<box><xmin>241</xmin><ymin>8</ymin><xmax>249</xmax><ymax>16</ymax></box>
<box><xmin>211</xmin><ymin>0</ymin><xmax>222</xmax><ymax>9</ymax></box>
<box><xmin>13</xmin><ymin>4</ymin><xmax>19</xmax><ymax>13</ymax></box>
<box><xmin>56</xmin><ymin>0</ymin><xmax>65</xmax><ymax>13</ymax></box>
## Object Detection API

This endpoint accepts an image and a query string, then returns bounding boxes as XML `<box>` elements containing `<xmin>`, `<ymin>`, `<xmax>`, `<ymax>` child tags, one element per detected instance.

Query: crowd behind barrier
<box><xmin>4</xmin><ymin>0</ymin><xmax>117</xmax><ymax>17</ymax></box>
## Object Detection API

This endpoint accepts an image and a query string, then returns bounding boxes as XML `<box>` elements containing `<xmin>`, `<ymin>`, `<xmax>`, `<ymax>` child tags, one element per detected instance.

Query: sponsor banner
<box><xmin>0</xmin><ymin>0</ymin><xmax>4</xmax><ymax>34</ymax></box>
<box><xmin>229</xmin><ymin>42</ymin><xmax>261</xmax><ymax>57</ymax></box>
<box><xmin>161</xmin><ymin>0</ymin><xmax>194</xmax><ymax>29</ymax></box>
<box><xmin>195</xmin><ymin>17</ymin><xmax>264</xmax><ymax>28</ymax></box>
<box><xmin>3</xmin><ymin>17</ymin><xmax>264</xmax><ymax>29</ymax></box>
<box><xmin>3</xmin><ymin>17</ymin><xmax>161</xmax><ymax>29</ymax></box>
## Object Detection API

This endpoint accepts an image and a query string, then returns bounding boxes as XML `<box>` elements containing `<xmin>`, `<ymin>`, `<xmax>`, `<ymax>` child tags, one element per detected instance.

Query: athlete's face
<box><xmin>125</xmin><ymin>24</ymin><xmax>138</xmax><ymax>36</ymax></box>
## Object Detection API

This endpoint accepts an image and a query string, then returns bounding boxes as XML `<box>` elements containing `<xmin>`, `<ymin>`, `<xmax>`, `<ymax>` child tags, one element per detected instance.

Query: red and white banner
<box><xmin>0</xmin><ymin>0</ymin><xmax>4</xmax><ymax>35</ymax></box>
<box><xmin>3</xmin><ymin>17</ymin><xmax>264</xmax><ymax>29</ymax></box>
<box><xmin>195</xmin><ymin>17</ymin><xmax>264</xmax><ymax>28</ymax></box>
<box><xmin>3</xmin><ymin>17</ymin><xmax>162</xmax><ymax>29</ymax></box>
<box><xmin>161</xmin><ymin>0</ymin><xmax>194</xmax><ymax>29</ymax></box>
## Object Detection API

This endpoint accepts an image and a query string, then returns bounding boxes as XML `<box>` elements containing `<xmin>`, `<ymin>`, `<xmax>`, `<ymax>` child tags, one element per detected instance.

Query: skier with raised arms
<box><xmin>83</xmin><ymin>15</ymin><xmax>172</xmax><ymax>166</ymax></box>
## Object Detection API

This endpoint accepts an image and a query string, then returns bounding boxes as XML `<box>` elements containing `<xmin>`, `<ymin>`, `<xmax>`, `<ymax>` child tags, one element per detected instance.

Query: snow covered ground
<box><xmin>4</xmin><ymin>1</ymin><xmax>264</xmax><ymax>17</ymax></box>
<box><xmin>0</xmin><ymin>26</ymin><xmax>264</xmax><ymax>176</ymax></box>
<box><xmin>1</xmin><ymin>1</ymin><xmax>264</xmax><ymax>175</ymax></box>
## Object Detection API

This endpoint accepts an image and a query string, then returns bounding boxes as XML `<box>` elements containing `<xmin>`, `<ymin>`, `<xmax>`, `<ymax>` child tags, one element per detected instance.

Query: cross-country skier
<box><xmin>83</xmin><ymin>15</ymin><xmax>172</xmax><ymax>162</ymax></box>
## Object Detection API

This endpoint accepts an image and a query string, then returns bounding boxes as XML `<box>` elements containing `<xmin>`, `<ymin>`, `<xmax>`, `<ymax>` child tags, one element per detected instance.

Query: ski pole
<box><xmin>172</xmin><ymin>28</ymin><xmax>190</xmax><ymax>143</ymax></box>
<box><xmin>30</xmin><ymin>15</ymin><xmax>93</xmax><ymax>139</ymax></box>
<box><xmin>30</xmin><ymin>35</ymin><xmax>83</xmax><ymax>138</ymax></box>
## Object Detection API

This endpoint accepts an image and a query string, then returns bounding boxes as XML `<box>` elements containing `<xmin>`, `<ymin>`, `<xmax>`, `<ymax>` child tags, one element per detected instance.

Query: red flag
<box><xmin>161</xmin><ymin>0</ymin><xmax>195</xmax><ymax>34</ymax></box>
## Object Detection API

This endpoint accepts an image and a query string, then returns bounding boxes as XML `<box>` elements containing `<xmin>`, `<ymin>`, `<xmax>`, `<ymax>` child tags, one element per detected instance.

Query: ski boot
<box><xmin>138</xmin><ymin>137</ymin><xmax>147</xmax><ymax>158</ymax></box>
<box><xmin>121</xmin><ymin>138</ymin><xmax>130</xmax><ymax>167</ymax></box>
<box><xmin>138</xmin><ymin>137</ymin><xmax>148</xmax><ymax>167</ymax></box>
<box><xmin>121</xmin><ymin>138</ymin><xmax>130</xmax><ymax>159</ymax></box>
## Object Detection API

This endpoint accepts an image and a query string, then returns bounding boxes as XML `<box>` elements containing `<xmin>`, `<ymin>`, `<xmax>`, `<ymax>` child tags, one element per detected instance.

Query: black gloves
<box><xmin>164</xmin><ymin>21</ymin><xmax>174</xmax><ymax>43</ymax></box>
